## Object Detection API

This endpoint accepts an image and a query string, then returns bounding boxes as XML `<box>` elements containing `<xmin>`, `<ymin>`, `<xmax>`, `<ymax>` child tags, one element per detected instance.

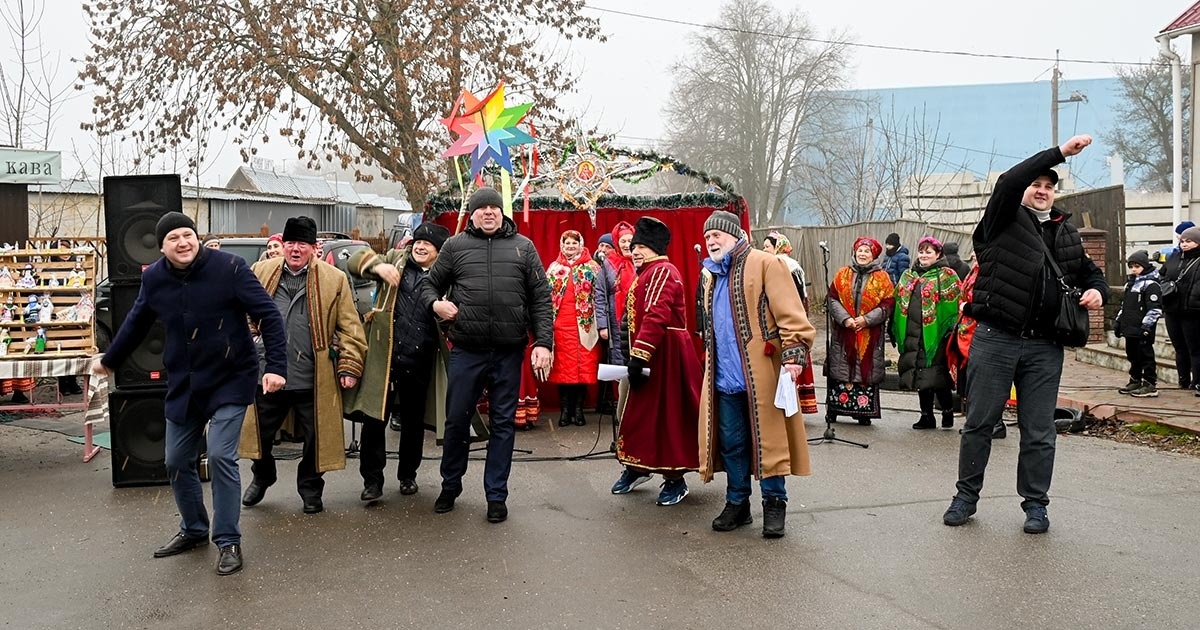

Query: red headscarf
<box><xmin>607</xmin><ymin>221</ymin><xmax>636</xmax><ymax>319</ymax></box>
<box><xmin>852</xmin><ymin>237</ymin><xmax>883</xmax><ymax>260</ymax></box>
<box><xmin>268</xmin><ymin>233</ymin><xmax>283</xmax><ymax>245</ymax></box>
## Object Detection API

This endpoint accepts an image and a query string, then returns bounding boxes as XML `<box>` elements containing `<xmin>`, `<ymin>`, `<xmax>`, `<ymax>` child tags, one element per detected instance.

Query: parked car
<box><xmin>94</xmin><ymin>235</ymin><xmax>376</xmax><ymax>350</ymax></box>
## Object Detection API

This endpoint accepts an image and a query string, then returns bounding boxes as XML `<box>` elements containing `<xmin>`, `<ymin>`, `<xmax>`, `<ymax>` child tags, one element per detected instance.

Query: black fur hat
<box><xmin>630</xmin><ymin>217</ymin><xmax>671</xmax><ymax>256</ymax></box>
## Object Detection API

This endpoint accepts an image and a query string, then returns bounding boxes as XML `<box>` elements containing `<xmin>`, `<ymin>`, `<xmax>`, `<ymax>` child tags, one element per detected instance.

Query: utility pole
<box><xmin>1051</xmin><ymin>50</ymin><xmax>1060</xmax><ymax>147</ymax></box>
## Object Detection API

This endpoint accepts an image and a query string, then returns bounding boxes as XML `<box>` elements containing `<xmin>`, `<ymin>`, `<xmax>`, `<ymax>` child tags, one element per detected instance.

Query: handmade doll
<box><xmin>0</xmin><ymin>266</ymin><xmax>12</xmax><ymax>288</ymax></box>
<box><xmin>34</xmin><ymin>327</ymin><xmax>47</xmax><ymax>354</ymax></box>
<box><xmin>23</xmin><ymin>295</ymin><xmax>41</xmax><ymax>324</ymax></box>
<box><xmin>47</xmin><ymin>272</ymin><xmax>61</xmax><ymax>288</ymax></box>
<box><xmin>0</xmin><ymin>327</ymin><xmax>10</xmax><ymax>356</ymax></box>
<box><xmin>67</xmin><ymin>263</ymin><xmax>87</xmax><ymax>288</ymax></box>
<box><xmin>74</xmin><ymin>293</ymin><xmax>94</xmax><ymax>323</ymax></box>
<box><xmin>38</xmin><ymin>294</ymin><xmax>54</xmax><ymax>323</ymax></box>
<box><xmin>17</xmin><ymin>264</ymin><xmax>36</xmax><ymax>289</ymax></box>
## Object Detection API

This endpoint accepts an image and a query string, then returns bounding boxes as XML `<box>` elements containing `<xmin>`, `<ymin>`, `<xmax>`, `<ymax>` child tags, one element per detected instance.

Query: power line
<box><xmin>585</xmin><ymin>6</ymin><xmax>1166</xmax><ymax>68</ymax></box>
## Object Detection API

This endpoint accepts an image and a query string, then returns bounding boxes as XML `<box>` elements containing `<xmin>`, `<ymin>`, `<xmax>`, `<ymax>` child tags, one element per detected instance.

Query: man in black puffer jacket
<box><xmin>422</xmin><ymin>187</ymin><xmax>554</xmax><ymax>523</ymax></box>
<box><xmin>943</xmin><ymin>135</ymin><xmax>1108</xmax><ymax>536</ymax></box>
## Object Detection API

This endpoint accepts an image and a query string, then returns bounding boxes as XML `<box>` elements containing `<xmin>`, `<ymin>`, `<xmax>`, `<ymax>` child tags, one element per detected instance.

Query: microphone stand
<box><xmin>808</xmin><ymin>244</ymin><xmax>869</xmax><ymax>449</ymax></box>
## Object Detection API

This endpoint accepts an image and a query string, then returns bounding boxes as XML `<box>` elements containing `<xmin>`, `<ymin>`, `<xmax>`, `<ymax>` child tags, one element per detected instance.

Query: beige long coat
<box><xmin>239</xmin><ymin>257</ymin><xmax>366</xmax><ymax>473</ymax></box>
<box><xmin>699</xmin><ymin>243</ymin><xmax>817</xmax><ymax>481</ymax></box>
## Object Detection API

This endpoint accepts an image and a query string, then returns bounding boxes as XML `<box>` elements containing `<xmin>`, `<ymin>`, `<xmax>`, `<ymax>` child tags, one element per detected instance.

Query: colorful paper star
<box><xmin>440</xmin><ymin>82</ymin><xmax>535</xmax><ymax>179</ymax></box>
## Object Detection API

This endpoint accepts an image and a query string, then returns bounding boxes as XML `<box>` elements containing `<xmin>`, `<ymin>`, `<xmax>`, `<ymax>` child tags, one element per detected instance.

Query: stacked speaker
<box><xmin>104</xmin><ymin>175</ymin><xmax>180</xmax><ymax>488</ymax></box>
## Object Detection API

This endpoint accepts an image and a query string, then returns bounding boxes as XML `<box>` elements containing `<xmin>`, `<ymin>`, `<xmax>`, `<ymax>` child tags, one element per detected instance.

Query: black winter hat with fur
<box><xmin>630</xmin><ymin>217</ymin><xmax>671</xmax><ymax>256</ymax></box>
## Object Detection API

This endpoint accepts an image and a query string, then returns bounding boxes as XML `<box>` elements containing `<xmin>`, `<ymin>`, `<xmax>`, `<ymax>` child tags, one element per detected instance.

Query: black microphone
<box><xmin>595</xmin><ymin>250</ymin><xmax>606</xmax><ymax>263</ymax></box>
<box><xmin>818</xmin><ymin>241</ymin><xmax>829</xmax><ymax>251</ymax></box>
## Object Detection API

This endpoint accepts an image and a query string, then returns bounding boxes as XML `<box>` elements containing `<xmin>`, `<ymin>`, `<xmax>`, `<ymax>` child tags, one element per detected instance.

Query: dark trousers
<box><xmin>441</xmin><ymin>347</ymin><xmax>523</xmax><ymax>502</ymax></box>
<box><xmin>251</xmin><ymin>388</ymin><xmax>323</xmax><ymax>500</ymax></box>
<box><xmin>918</xmin><ymin>387</ymin><xmax>954</xmax><ymax>415</ymax></box>
<box><xmin>956</xmin><ymin>324</ymin><xmax>1063</xmax><ymax>509</ymax></box>
<box><xmin>1164</xmin><ymin>313</ymin><xmax>1191</xmax><ymax>385</ymax></box>
<box><xmin>359</xmin><ymin>368</ymin><xmax>430</xmax><ymax>487</ymax></box>
<box><xmin>1124</xmin><ymin>336</ymin><xmax>1158</xmax><ymax>384</ymax></box>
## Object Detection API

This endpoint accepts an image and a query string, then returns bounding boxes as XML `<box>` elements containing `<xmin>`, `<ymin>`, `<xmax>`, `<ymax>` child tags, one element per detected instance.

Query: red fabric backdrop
<box><xmin>431</xmin><ymin>199</ymin><xmax>751</xmax><ymax>345</ymax></box>
<box><xmin>430</xmin><ymin>198</ymin><xmax>751</xmax><ymax>412</ymax></box>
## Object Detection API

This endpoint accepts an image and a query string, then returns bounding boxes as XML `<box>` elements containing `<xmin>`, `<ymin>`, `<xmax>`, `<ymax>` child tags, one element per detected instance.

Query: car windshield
<box><xmin>221</xmin><ymin>243</ymin><xmax>266</xmax><ymax>264</ymax></box>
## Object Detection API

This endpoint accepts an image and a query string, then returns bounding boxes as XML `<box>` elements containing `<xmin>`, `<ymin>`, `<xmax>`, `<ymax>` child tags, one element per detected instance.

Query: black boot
<box><xmin>912</xmin><ymin>413</ymin><xmax>936</xmax><ymax>430</ymax></box>
<box><xmin>712</xmin><ymin>501</ymin><xmax>752</xmax><ymax>531</ymax></box>
<box><xmin>573</xmin><ymin>386</ymin><xmax>587</xmax><ymax>426</ymax></box>
<box><xmin>941</xmin><ymin>411</ymin><xmax>954</xmax><ymax>429</ymax></box>
<box><xmin>762</xmin><ymin>497</ymin><xmax>787</xmax><ymax>538</ymax></box>
<box><xmin>557</xmin><ymin>385</ymin><xmax>573</xmax><ymax>427</ymax></box>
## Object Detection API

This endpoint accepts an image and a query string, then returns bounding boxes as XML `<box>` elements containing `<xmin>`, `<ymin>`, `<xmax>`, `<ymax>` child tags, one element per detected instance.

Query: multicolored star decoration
<box><xmin>440</xmin><ymin>81</ymin><xmax>536</xmax><ymax>220</ymax></box>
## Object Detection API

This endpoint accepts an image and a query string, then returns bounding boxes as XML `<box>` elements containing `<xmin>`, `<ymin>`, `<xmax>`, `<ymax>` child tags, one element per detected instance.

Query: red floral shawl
<box><xmin>831</xmin><ymin>265</ymin><xmax>894</xmax><ymax>366</ymax></box>
<box><xmin>547</xmin><ymin>248</ymin><xmax>600</xmax><ymax>334</ymax></box>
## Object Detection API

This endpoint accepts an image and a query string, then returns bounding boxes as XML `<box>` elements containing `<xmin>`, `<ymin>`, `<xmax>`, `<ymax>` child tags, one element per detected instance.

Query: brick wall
<box><xmin>1079</xmin><ymin>227</ymin><xmax>1106</xmax><ymax>344</ymax></box>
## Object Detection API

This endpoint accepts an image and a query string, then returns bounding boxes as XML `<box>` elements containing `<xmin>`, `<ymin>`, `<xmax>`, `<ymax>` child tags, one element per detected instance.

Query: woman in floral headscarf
<box><xmin>763</xmin><ymin>230</ymin><xmax>817</xmax><ymax>414</ymax></box>
<box><xmin>827</xmin><ymin>237</ymin><xmax>895</xmax><ymax>425</ymax></box>
<box><xmin>547</xmin><ymin>230</ymin><xmax>609</xmax><ymax>426</ymax></box>
<box><xmin>893</xmin><ymin>236</ymin><xmax>962</xmax><ymax>430</ymax></box>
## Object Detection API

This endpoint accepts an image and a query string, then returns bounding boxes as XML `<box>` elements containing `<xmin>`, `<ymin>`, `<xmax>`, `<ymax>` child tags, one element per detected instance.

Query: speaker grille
<box><xmin>103</xmin><ymin>175</ymin><xmax>182</xmax><ymax>282</ymax></box>
<box><xmin>110</xmin><ymin>390</ymin><xmax>169</xmax><ymax>487</ymax></box>
<box><xmin>110</xmin><ymin>283</ymin><xmax>168</xmax><ymax>389</ymax></box>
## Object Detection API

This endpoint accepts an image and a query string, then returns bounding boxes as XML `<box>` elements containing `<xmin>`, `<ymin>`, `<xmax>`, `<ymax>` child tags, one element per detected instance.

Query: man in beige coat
<box><xmin>239</xmin><ymin>216</ymin><xmax>366</xmax><ymax>515</ymax></box>
<box><xmin>698</xmin><ymin>210</ymin><xmax>816</xmax><ymax>538</ymax></box>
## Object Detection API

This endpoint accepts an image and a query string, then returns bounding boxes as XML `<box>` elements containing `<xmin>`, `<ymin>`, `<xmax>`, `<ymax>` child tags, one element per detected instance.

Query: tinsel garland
<box><xmin>425</xmin><ymin>191</ymin><xmax>739</xmax><ymax>218</ymax></box>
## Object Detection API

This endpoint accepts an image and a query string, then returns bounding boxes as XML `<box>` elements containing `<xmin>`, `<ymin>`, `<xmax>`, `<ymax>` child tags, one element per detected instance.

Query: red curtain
<box><xmin>432</xmin><ymin>199</ymin><xmax>750</xmax><ymax>346</ymax></box>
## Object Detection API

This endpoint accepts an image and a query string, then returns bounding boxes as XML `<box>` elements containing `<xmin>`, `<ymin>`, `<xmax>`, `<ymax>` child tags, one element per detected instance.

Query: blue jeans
<box><xmin>441</xmin><ymin>347</ymin><xmax>523</xmax><ymax>502</ymax></box>
<box><xmin>165</xmin><ymin>403</ymin><xmax>246</xmax><ymax>548</ymax></box>
<box><xmin>717</xmin><ymin>391</ymin><xmax>787</xmax><ymax>504</ymax></box>
<box><xmin>956</xmin><ymin>324</ymin><xmax>1063</xmax><ymax>509</ymax></box>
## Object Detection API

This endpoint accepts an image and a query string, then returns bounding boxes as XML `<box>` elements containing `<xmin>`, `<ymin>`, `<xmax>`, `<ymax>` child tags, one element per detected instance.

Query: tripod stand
<box><xmin>808</xmin><ymin>243</ymin><xmax>869</xmax><ymax>449</ymax></box>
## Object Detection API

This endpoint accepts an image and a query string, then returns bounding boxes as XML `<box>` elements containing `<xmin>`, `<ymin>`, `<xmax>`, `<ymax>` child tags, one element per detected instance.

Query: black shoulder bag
<box><xmin>1160</xmin><ymin>258</ymin><xmax>1197</xmax><ymax>300</ymax></box>
<box><xmin>1040</xmin><ymin>239</ymin><xmax>1090</xmax><ymax>347</ymax></box>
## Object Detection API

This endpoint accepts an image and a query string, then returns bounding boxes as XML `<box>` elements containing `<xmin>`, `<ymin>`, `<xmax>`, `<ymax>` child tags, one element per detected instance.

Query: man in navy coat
<box><xmin>93</xmin><ymin>212</ymin><xmax>287</xmax><ymax>576</ymax></box>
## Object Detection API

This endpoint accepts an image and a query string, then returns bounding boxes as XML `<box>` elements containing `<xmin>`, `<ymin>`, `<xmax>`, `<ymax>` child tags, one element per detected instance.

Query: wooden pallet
<box><xmin>0</xmin><ymin>248</ymin><xmax>98</xmax><ymax>359</ymax></box>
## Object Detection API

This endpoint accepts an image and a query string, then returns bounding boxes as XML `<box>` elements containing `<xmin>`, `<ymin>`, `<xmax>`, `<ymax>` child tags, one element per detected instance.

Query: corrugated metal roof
<box><xmin>355</xmin><ymin>193</ymin><xmax>413</xmax><ymax>212</ymax></box>
<box><xmin>331</xmin><ymin>180</ymin><xmax>361</xmax><ymax>204</ymax></box>
<box><xmin>227</xmin><ymin>165</ymin><xmax>335</xmax><ymax>199</ymax></box>
<box><xmin>1162</xmin><ymin>1</ymin><xmax>1200</xmax><ymax>33</ymax></box>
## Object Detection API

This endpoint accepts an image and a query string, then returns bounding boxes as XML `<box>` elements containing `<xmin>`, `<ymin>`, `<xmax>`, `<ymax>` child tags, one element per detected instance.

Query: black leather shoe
<box><xmin>302</xmin><ymin>496</ymin><xmax>323</xmax><ymax>514</ymax></box>
<box><xmin>241</xmin><ymin>480</ymin><xmax>269</xmax><ymax>507</ymax></box>
<box><xmin>912</xmin><ymin>415</ymin><xmax>936</xmax><ymax>430</ymax></box>
<box><xmin>216</xmin><ymin>544</ymin><xmax>243</xmax><ymax>576</ymax></box>
<box><xmin>762</xmin><ymin>497</ymin><xmax>787</xmax><ymax>539</ymax></box>
<box><xmin>486</xmin><ymin>500</ymin><xmax>508</xmax><ymax>523</ymax></box>
<box><xmin>388</xmin><ymin>416</ymin><xmax>403</xmax><ymax>431</ymax></box>
<box><xmin>433</xmin><ymin>491</ymin><xmax>457</xmax><ymax>513</ymax></box>
<box><xmin>153</xmin><ymin>531</ymin><xmax>209</xmax><ymax>558</ymax></box>
<box><xmin>557</xmin><ymin>415</ymin><xmax>571</xmax><ymax>427</ymax></box>
<box><xmin>992</xmin><ymin>422</ymin><xmax>1008</xmax><ymax>440</ymax></box>
<box><xmin>398</xmin><ymin>478</ymin><xmax>419</xmax><ymax>496</ymax></box>
<box><xmin>573</xmin><ymin>411</ymin><xmax>587</xmax><ymax>426</ymax></box>
<box><xmin>711</xmin><ymin>501</ymin><xmax>752</xmax><ymax>532</ymax></box>
<box><xmin>360</xmin><ymin>483</ymin><xmax>383</xmax><ymax>502</ymax></box>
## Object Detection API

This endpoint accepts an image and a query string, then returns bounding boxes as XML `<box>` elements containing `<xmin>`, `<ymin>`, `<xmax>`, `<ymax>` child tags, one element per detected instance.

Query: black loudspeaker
<box><xmin>110</xmin><ymin>283</ymin><xmax>168</xmax><ymax>389</ymax></box>
<box><xmin>110</xmin><ymin>389</ymin><xmax>168</xmax><ymax>487</ymax></box>
<box><xmin>103</xmin><ymin>174</ymin><xmax>182</xmax><ymax>282</ymax></box>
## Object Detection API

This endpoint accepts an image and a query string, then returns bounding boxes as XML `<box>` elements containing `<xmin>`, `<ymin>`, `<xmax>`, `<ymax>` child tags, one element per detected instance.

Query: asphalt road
<box><xmin>2</xmin><ymin>400</ymin><xmax>1198</xmax><ymax>629</ymax></box>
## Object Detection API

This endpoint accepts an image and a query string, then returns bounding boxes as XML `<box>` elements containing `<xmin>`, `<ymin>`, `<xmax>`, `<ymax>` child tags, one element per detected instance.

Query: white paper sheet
<box><xmin>597</xmin><ymin>363</ymin><xmax>649</xmax><ymax>382</ymax></box>
<box><xmin>774</xmin><ymin>365</ymin><xmax>799</xmax><ymax>416</ymax></box>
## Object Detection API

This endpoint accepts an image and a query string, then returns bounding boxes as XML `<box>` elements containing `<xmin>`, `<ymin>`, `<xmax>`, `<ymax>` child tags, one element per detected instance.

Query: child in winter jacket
<box><xmin>1116</xmin><ymin>250</ymin><xmax>1163</xmax><ymax>397</ymax></box>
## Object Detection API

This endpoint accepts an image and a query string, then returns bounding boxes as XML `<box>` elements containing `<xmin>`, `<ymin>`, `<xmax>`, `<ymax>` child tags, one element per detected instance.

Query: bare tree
<box><xmin>662</xmin><ymin>0</ymin><xmax>849</xmax><ymax>226</ymax></box>
<box><xmin>1104</xmin><ymin>50</ymin><xmax>1190</xmax><ymax>192</ymax></box>
<box><xmin>878</xmin><ymin>103</ymin><xmax>961</xmax><ymax>223</ymax></box>
<box><xmin>79</xmin><ymin>1</ymin><xmax>604</xmax><ymax>213</ymax></box>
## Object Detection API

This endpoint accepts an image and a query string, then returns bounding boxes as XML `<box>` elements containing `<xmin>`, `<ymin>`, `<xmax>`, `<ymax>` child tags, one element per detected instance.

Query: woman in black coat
<box><xmin>1161</xmin><ymin>225</ymin><xmax>1200</xmax><ymax>394</ymax></box>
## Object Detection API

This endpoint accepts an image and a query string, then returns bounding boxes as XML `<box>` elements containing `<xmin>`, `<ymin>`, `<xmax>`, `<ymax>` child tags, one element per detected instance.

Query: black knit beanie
<box><xmin>155</xmin><ymin>212</ymin><xmax>197</xmax><ymax>247</ymax></box>
<box><xmin>468</xmin><ymin>187</ymin><xmax>504</xmax><ymax>213</ymax></box>
<box><xmin>885</xmin><ymin>233</ymin><xmax>900</xmax><ymax>248</ymax></box>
